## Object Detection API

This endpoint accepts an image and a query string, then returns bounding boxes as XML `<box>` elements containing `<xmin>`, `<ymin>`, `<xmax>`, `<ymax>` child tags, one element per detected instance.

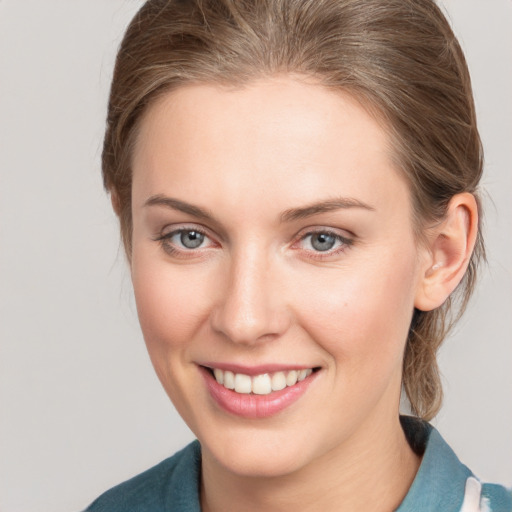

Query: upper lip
<box><xmin>199</xmin><ymin>362</ymin><xmax>318</xmax><ymax>376</ymax></box>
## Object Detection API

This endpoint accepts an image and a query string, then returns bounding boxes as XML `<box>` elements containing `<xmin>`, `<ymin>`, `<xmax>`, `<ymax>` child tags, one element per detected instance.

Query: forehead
<box><xmin>131</xmin><ymin>76</ymin><xmax>411</xmax><ymax>221</ymax></box>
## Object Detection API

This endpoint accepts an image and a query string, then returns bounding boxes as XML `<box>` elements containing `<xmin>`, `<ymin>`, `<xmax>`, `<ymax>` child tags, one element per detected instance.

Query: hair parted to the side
<box><xmin>102</xmin><ymin>0</ymin><xmax>484</xmax><ymax>421</ymax></box>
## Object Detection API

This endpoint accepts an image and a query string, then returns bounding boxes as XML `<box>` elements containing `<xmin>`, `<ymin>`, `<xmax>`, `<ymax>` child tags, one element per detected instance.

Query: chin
<box><xmin>212</xmin><ymin>445</ymin><xmax>308</xmax><ymax>478</ymax></box>
<box><xmin>199</xmin><ymin>423</ymin><xmax>327</xmax><ymax>479</ymax></box>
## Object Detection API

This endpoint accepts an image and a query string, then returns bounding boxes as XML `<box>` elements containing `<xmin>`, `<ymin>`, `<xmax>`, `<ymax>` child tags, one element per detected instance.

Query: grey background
<box><xmin>0</xmin><ymin>1</ymin><xmax>510</xmax><ymax>511</ymax></box>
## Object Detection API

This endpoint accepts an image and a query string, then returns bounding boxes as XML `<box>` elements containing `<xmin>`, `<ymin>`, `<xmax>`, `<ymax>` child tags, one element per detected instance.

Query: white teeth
<box><xmin>213</xmin><ymin>368</ymin><xmax>224</xmax><ymax>385</ymax></box>
<box><xmin>234</xmin><ymin>373</ymin><xmax>252</xmax><ymax>394</ymax></box>
<box><xmin>252</xmin><ymin>374</ymin><xmax>272</xmax><ymax>395</ymax></box>
<box><xmin>212</xmin><ymin>367</ymin><xmax>314</xmax><ymax>394</ymax></box>
<box><xmin>297</xmin><ymin>369</ymin><xmax>308</xmax><ymax>381</ymax></box>
<box><xmin>286</xmin><ymin>370</ymin><xmax>298</xmax><ymax>387</ymax></box>
<box><xmin>271</xmin><ymin>372</ymin><xmax>287</xmax><ymax>391</ymax></box>
<box><xmin>223</xmin><ymin>370</ymin><xmax>235</xmax><ymax>390</ymax></box>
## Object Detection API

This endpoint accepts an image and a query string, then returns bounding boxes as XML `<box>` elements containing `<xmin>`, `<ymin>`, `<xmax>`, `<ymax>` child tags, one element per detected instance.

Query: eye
<box><xmin>307</xmin><ymin>232</ymin><xmax>337</xmax><ymax>252</ymax></box>
<box><xmin>174</xmin><ymin>230</ymin><xmax>206</xmax><ymax>249</ymax></box>
<box><xmin>296</xmin><ymin>230</ymin><xmax>352</xmax><ymax>257</ymax></box>
<box><xmin>155</xmin><ymin>226</ymin><xmax>215</xmax><ymax>256</ymax></box>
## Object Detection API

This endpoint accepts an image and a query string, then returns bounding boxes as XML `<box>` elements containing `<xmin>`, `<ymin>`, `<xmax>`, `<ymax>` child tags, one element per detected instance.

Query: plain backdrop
<box><xmin>0</xmin><ymin>1</ymin><xmax>510</xmax><ymax>511</ymax></box>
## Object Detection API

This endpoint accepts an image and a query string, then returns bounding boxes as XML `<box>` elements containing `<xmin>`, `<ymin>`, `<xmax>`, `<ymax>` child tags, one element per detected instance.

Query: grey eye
<box><xmin>179</xmin><ymin>230</ymin><xmax>205</xmax><ymax>249</ymax></box>
<box><xmin>310</xmin><ymin>233</ymin><xmax>336</xmax><ymax>251</ymax></box>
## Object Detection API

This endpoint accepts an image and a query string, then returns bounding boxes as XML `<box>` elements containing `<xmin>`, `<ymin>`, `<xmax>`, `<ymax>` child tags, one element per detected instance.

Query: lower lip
<box><xmin>199</xmin><ymin>366</ymin><xmax>318</xmax><ymax>419</ymax></box>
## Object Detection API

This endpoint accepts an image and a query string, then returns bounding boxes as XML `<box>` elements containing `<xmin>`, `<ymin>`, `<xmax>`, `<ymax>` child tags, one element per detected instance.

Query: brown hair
<box><xmin>103</xmin><ymin>0</ymin><xmax>484</xmax><ymax>421</ymax></box>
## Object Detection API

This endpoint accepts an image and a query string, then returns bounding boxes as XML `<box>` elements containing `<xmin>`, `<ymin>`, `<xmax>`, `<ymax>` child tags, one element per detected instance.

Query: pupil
<box><xmin>180</xmin><ymin>231</ymin><xmax>204</xmax><ymax>249</ymax></box>
<box><xmin>311</xmin><ymin>233</ymin><xmax>335</xmax><ymax>251</ymax></box>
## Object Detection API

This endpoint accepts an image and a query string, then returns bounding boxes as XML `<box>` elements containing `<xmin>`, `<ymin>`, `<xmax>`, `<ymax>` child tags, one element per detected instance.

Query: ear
<box><xmin>414</xmin><ymin>193</ymin><xmax>479</xmax><ymax>312</ymax></box>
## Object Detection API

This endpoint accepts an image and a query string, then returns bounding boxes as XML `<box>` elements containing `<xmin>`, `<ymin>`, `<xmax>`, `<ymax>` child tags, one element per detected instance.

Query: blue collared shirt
<box><xmin>397</xmin><ymin>417</ymin><xmax>511</xmax><ymax>511</ymax></box>
<box><xmin>85</xmin><ymin>417</ymin><xmax>511</xmax><ymax>511</ymax></box>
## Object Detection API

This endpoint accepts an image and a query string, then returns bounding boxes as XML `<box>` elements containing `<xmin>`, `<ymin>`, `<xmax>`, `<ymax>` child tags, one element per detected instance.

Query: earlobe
<box><xmin>414</xmin><ymin>193</ymin><xmax>478</xmax><ymax>312</ymax></box>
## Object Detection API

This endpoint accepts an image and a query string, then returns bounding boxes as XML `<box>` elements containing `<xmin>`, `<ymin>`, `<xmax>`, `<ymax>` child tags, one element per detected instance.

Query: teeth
<box><xmin>211</xmin><ymin>367</ymin><xmax>314</xmax><ymax>395</ymax></box>
<box><xmin>234</xmin><ymin>373</ymin><xmax>252</xmax><ymax>394</ymax></box>
<box><xmin>286</xmin><ymin>370</ymin><xmax>298</xmax><ymax>387</ymax></box>
<box><xmin>271</xmin><ymin>371</ymin><xmax>287</xmax><ymax>391</ymax></box>
<box><xmin>224</xmin><ymin>371</ymin><xmax>235</xmax><ymax>390</ymax></box>
<box><xmin>213</xmin><ymin>368</ymin><xmax>224</xmax><ymax>385</ymax></box>
<box><xmin>252</xmin><ymin>374</ymin><xmax>272</xmax><ymax>395</ymax></box>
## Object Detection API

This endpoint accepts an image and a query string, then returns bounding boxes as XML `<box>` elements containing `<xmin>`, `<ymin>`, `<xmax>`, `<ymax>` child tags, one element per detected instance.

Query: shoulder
<box><xmin>398</xmin><ymin>416</ymin><xmax>512</xmax><ymax>512</ymax></box>
<box><xmin>83</xmin><ymin>441</ymin><xmax>201</xmax><ymax>512</ymax></box>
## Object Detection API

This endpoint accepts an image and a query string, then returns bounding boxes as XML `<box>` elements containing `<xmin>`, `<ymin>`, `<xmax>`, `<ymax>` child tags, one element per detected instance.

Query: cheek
<box><xmin>294</xmin><ymin>250</ymin><xmax>418</xmax><ymax>376</ymax></box>
<box><xmin>131</xmin><ymin>248</ymin><xmax>214</xmax><ymax>357</ymax></box>
<box><xmin>130</xmin><ymin>247</ymin><xmax>220</xmax><ymax>424</ymax></box>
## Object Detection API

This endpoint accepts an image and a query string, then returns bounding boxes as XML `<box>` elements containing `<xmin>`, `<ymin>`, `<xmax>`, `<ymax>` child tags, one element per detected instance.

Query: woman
<box><xmin>85</xmin><ymin>0</ymin><xmax>511</xmax><ymax>510</ymax></box>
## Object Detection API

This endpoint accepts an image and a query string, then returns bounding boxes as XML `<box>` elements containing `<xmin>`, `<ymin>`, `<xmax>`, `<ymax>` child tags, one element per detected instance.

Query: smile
<box><xmin>211</xmin><ymin>367</ymin><xmax>313</xmax><ymax>395</ymax></box>
<box><xmin>200</xmin><ymin>365</ymin><xmax>320</xmax><ymax>419</ymax></box>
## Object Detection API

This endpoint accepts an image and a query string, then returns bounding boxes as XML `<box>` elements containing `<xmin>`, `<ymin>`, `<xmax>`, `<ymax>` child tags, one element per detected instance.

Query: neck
<box><xmin>201</xmin><ymin>414</ymin><xmax>421</xmax><ymax>512</ymax></box>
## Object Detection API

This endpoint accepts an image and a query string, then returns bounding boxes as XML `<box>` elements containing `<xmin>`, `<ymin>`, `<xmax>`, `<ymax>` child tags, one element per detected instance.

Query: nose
<box><xmin>210</xmin><ymin>246</ymin><xmax>290</xmax><ymax>345</ymax></box>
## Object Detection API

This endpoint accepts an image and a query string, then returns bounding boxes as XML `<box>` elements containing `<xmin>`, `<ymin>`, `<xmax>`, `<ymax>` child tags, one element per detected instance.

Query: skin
<box><xmin>128</xmin><ymin>76</ymin><xmax>477</xmax><ymax>511</ymax></box>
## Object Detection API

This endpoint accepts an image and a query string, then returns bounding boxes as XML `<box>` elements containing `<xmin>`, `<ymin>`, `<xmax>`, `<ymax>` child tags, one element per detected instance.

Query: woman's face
<box><xmin>130</xmin><ymin>76</ymin><xmax>427</xmax><ymax>477</ymax></box>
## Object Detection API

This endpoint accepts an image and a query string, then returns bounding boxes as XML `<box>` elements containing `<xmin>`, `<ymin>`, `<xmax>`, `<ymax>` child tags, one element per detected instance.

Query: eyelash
<box><xmin>154</xmin><ymin>226</ymin><xmax>213</xmax><ymax>258</ymax></box>
<box><xmin>295</xmin><ymin>230</ymin><xmax>353</xmax><ymax>260</ymax></box>
<box><xmin>154</xmin><ymin>226</ymin><xmax>353</xmax><ymax>260</ymax></box>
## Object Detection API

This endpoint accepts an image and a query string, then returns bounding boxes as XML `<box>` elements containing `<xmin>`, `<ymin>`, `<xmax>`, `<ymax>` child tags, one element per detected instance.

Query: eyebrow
<box><xmin>144</xmin><ymin>194</ymin><xmax>375</xmax><ymax>223</ymax></box>
<box><xmin>280</xmin><ymin>197</ymin><xmax>375</xmax><ymax>222</ymax></box>
<box><xmin>144</xmin><ymin>195</ymin><xmax>215</xmax><ymax>221</ymax></box>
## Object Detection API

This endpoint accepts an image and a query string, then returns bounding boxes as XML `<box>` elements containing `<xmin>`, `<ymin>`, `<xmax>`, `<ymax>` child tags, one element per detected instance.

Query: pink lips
<box><xmin>199</xmin><ymin>365</ymin><xmax>318</xmax><ymax>419</ymax></box>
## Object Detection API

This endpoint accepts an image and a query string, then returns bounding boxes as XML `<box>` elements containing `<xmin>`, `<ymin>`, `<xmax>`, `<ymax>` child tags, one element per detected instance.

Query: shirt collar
<box><xmin>397</xmin><ymin>416</ymin><xmax>473</xmax><ymax>512</ymax></box>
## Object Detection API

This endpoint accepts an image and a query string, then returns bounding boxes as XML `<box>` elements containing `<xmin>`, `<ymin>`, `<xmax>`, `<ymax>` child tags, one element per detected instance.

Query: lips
<box><xmin>199</xmin><ymin>364</ymin><xmax>319</xmax><ymax>418</ymax></box>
